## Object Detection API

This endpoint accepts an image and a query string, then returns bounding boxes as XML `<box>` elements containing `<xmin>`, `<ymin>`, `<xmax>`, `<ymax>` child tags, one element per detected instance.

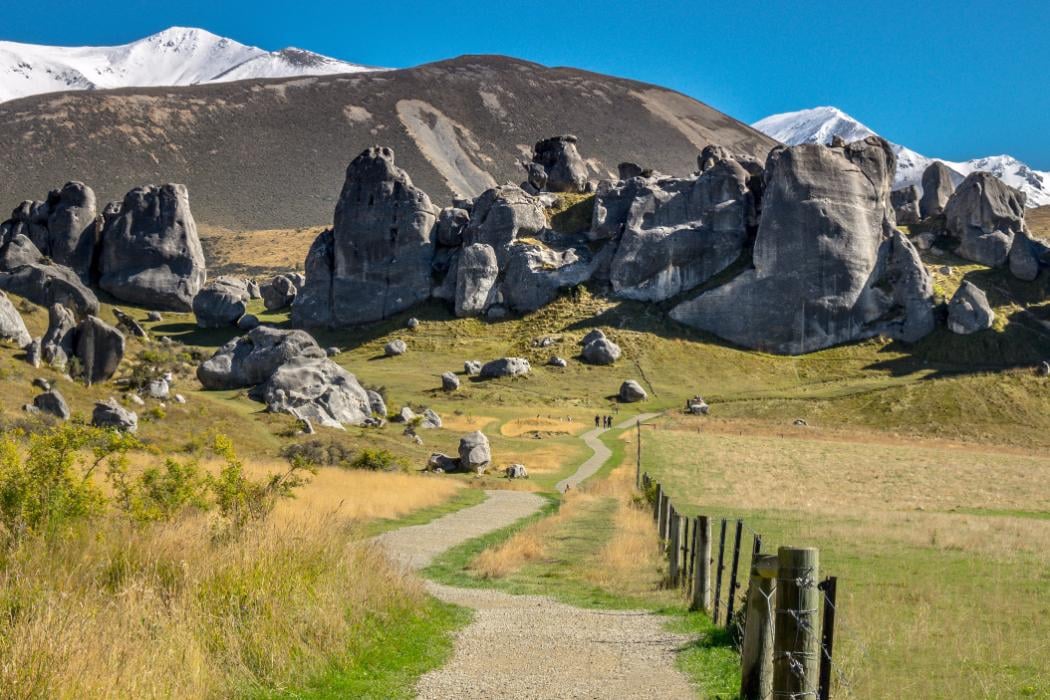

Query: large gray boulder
<box><xmin>590</xmin><ymin>177</ymin><xmax>650</xmax><ymax>241</ymax></box>
<box><xmin>0</xmin><ymin>234</ymin><xmax>44</xmax><ymax>270</ymax></box>
<box><xmin>366</xmin><ymin>389</ymin><xmax>387</xmax><ymax>418</ymax></box>
<box><xmin>0</xmin><ymin>261</ymin><xmax>99</xmax><ymax>317</ymax></box>
<box><xmin>261</xmin><ymin>274</ymin><xmax>297</xmax><ymax>311</ymax></box>
<box><xmin>462</xmin><ymin>185</ymin><xmax>546</xmax><ymax>263</ymax></box>
<box><xmin>384</xmin><ymin>339</ymin><xmax>407</xmax><ymax>357</ymax></box>
<box><xmin>619</xmin><ymin>380</ymin><xmax>648</xmax><ymax>403</ymax></box>
<box><xmin>530</xmin><ymin>135</ymin><xmax>588</xmax><ymax>193</ymax></box>
<box><xmin>197</xmin><ymin>326</ymin><xmax>323</xmax><ymax>390</ymax></box>
<box><xmin>0</xmin><ymin>183</ymin><xmax>98</xmax><ymax>281</ymax></box>
<box><xmin>97</xmin><ymin>184</ymin><xmax>206</xmax><ymax>311</ymax></box>
<box><xmin>41</xmin><ymin>303</ymin><xmax>77</xmax><ymax>368</ymax></box>
<box><xmin>292</xmin><ymin>147</ymin><xmax>436</xmax><ymax>327</ymax></box>
<box><xmin>671</xmin><ymin>137</ymin><xmax>935</xmax><ymax>354</ymax></box>
<box><xmin>581</xmin><ymin>337</ymin><xmax>622</xmax><ymax>365</ymax></box>
<box><xmin>193</xmin><ymin>276</ymin><xmax>250</xmax><ymax>328</ymax></box>
<box><xmin>610</xmin><ymin>159</ymin><xmax>751</xmax><ymax>301</ymax></box>
<box><xmin>458</xmin><ymin>431</ymin><xmax>492</xmax><ymax>473</ymax></box>
<box><xmin>943</xmin><ymin>172</ymin><xmax>1026</xmax><ymax>268</ymax></box>
<box><xmin>0</xmin><ymin>291</ymin><xmax>31</xmax><ymax>348</ymax></box>
<box><xmin>441</xmin><ymin>371</ymin><xmax>460</xmax><ymax>391</ymax></box>
<box><xmin>455</xmin><ymin>243</ymin><xmax>499</xmax><ymax>317</ymax></box>
<box><xmin>436</xmin><ymin>207</ymin><xmax>469</xmax><ymax>247</ymax></box>
<box><xmin>891</xmin><ymin>186</ymin><xmax>922</xmax><ymax>226</ymax></box>
<box><xmin>92</xmin><ymin>399</ymin><xmax>137</xmax><ymax>433</ymax></box>
<box><xmin>920</xmin><ymin>162</ymin><xmax>956</xmax><ymax>219</ymax></box>
<box><xmin>947</xmin><ymin>281</ymin><xmax>995</xmax><ymax>334</ymax></box>
<box><xmin>75</xmin><ymin>315</ymin><xmax>125</xmax><ymax>385</ymax></box>
<box><xmin>480</xmin><ymin>357</ymin><xmax>531</xmax><ymax>379</ymax></box>
<box><xmin>1009</xmin><ymin>231</ymin><xmax>1044</xmax><ymax>282</ymax></box>
<box><xmin>254</xmin><ymin>354</ymin><xmax>372</xmax><ymax>429</ymax></box>
<box><xmin>34</xmin><ymin>389</ymin><xmax>70</xmax><ymax>420</ymax></box>
<box><xmin>500</xmin><ymin>241</ymin><xmax>595</xmax><ymax>313</ymax></box>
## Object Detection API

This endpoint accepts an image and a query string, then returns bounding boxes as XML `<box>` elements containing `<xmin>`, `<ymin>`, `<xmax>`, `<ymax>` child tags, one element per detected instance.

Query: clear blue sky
<box><xmin>5</xmin><ymin>0</ymin><xmax>1049</xmax><ymax>168</ymax></box>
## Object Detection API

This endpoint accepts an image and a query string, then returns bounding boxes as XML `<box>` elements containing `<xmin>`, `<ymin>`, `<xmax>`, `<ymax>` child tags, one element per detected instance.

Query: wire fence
<box><xmin>634</xmin><ymin>418</ymin><xmax>858</xmax><ymax>700</ymax></box>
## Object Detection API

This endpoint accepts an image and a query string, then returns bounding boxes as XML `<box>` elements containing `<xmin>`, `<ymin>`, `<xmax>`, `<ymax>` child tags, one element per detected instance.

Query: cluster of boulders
<box><xmin>23</xmin><ymin>303</ymin><xmax>126</xmax><ymax>384</ymax></box>
<box><xmin>427</xmin><ymin>430</ymin><xmax>492</xmax><ymax>474</ymax></box>
<box><xmin>196</xmin><ymin>326</ymin><xmax>378</xmax><ymax>429</ymax></box>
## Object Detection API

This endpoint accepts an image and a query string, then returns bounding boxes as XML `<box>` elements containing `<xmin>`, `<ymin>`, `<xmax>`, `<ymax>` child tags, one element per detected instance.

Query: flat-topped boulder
<box><xmin>197</xmin><ymin>326</ymin><xmax>324</xmax><ymax>390</ymax></box>
<box><xmin>480</xmin><ymin>357</ymin><xmax>531</xmax><ymax>379</ymax></box>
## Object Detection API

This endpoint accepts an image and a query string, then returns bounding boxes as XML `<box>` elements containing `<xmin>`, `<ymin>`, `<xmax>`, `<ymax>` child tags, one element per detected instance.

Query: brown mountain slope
<box><xmin>0</xmin><ymin>55</ymin><xmax>775</xmax><ymax>230</ymax></box>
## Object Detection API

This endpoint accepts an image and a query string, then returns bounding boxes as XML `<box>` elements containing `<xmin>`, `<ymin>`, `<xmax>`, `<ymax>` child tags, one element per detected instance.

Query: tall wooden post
<box><xmin>713</xmin><ymin>519</ymin><xmax>728</xmax><ymax>624</ymax></box>
<box><xmin>773</xmin><ymin>547</ymin><xmax>821</xmax><ymax>698</ymax></box>
<box><xmin>668</xmin><ymin>507</ymin><xmax>680</xmax><ymax>585</ymax></box>
<box><xmin>740</xmin><ymin>554</ymin><xmax>777</xmax><ymax>700</ymax></box>
<box><xmin>690</xmin><ymin>516</ymin><xmax>712</xmax><ymax>612</ymax></box>
<box><xmin>680</xmin><ymin>516</ymin><xmax>690</xmax><ymax>589</ymax></box>
<box><xmin>655</xmin><ymin>484</ymin><xmax>665</xmax><ymax>529</ymax></box>
<box><xmin>635</xmin><ymin>420</ymin><xmax>642</xmax><ymax>488</ymax></box>
<box><xmin>818</xmin><ymin>577</ymin><xmax>838</xmax><ymax>700</ymax></box>
<box><xmin>725</xmin><ymin>520</ymin><xmax>744</xmax><ymax>629</ymax></box>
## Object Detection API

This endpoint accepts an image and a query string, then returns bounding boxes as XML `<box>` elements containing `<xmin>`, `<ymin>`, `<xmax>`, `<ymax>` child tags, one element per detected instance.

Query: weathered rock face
<box><xmin>943</xmin><ymin>172</ymin><xmax>1026</xmax><ymax>267</ymax></box>
<box><xmin>197</xmin><ymin>326</ymin><xmax>323</xmax><ymax>390</ymax></box>
<box><xmin>41</xmin><ymin>303</ymin><xmax>77</xmax><ymax>368</ymax></box>
<box><xmin>480</xmin><ymin>357</ymin><xmax>531</xmax><ymax>379</ymax></box>
<box><xmin>530</xmin><ymin>135</ymin><xmax>589</xmax><ymax>193</ymax></box>
<box><xmin>458</xmin><ymin>431</ymin><xmax>492</xmax><ymax>473</ymax></box>
<box><xmin>0</xmin><ymin>291</ymin><xmax>31</xmax><ymax>348</ymax></box>
<box><xmin>891</xmin><ymin>186</ymin><xmax>921</xmax><ymax>226</ymax></box>
<box><xmin>441</xmin><ymin>371</ymin><xmax>460</xmax><ymax>391</ymax></box>
<box><xmin>34</xmin><ymin>389</ymin><xmax>70</xmax><ymax>420</ymax></box>
<box><xmin>0</xmin><ymin>262</ymin><xmax>99</xmax><ymax>318</ymax></box>
<box><xmin>97</xmin><ymin>184</ymin><xmax>205</xmax><ymax>311</ymax></box>
<box><xmin>261</xmin><ymin>274</ymin><xmax>297</xmax><ymax>311</ymax></box>
<box><xmin>1009</xmin><ymin>232</ymin><xmax>1044</xmax><ymax>282</ymax></box>
<box><xmin>610</xmin><ymin>160</ymin><xmax>752</xmax><ymax>301</ymax></box>
<box><xmin>581</xmin><ymin>329</ymin><xmax>606</xmax><ymax>346</ymax></box>
<box><xmin>671</xmin><ymin>137</ymin><xmax>935</xmax><ymax>354</ymax></box>
<box><xmin>455</xmin><ymin>243</ymin><xmax>499</xmax><ymax>317</ymax></box>
<box><xmin>947</xmin><ymin>281</ymin><xmax>995</xmax><ymax>334</ymax></box>
<box><xmin>462</xmin><ymin>185</ymin><xmax>546</xmax><ymax>263</ymax></box>
<box><xmin>366</xmin><ymin>389</ymin><xmax>387</xmax><ymax>417</ymax></box>
<box><xmin>255</xmin><ymin>354</ymin><xmax>372</xmax><ymax>429</ymax></box>
<box><xmin>0</xmin><ymin>183</ymin><xmax>98</xmax><ymax>281</ymax></box>
<box><xmin>618</xmin><ymin>380</ymin><xmax>648</xmax><ymax>403</ymax></box>
<box><xmin>920</xmin><ymin>162</ymin><xmax>956</xmax><ymax>219</ymax></box>
<box><xmin>436</xmin><ymin>207</ymin><xmax>469</xmax><ymax>247</ymax></box>
<box><xmin>193</xmin><ymin>277</ymin><xmax>250</xmax><ymax>328</ymax></box>
<box><xmin>384</xmin><ymin>339</ymin><xmax>407</xmax><ymax>357</ymax></box>
<box><xmin>0</xmin><ymin>234</ymin><xmax>44</xmax><ymax>270</ymax></box>
<box><xmin>500</xmin><ymin>242</ymin><xmax>595</xmax><ymax>313</ymax></box>
<box><xmin>75</xmin><ymin>315</ymin><xmax>125</xmax><ymax>385</ymax></box>
<box><xmin>293</xmin><ymin>147</ymin><xmax>436</xmax><ymax>327</ymax></box>
<box><xmin>581</xmin><ymin>337</ymin><xmax>622</xmax><ymax>365</ymax></box>
<box><xmin>590</xmin><ymin>177</ymin><xmax>650</xmax><ymax>241</ymax></box>
<box><xmin>92</xmin><ymin>399</ymin><xmax>138</xmax><ymax>433</ymax></box>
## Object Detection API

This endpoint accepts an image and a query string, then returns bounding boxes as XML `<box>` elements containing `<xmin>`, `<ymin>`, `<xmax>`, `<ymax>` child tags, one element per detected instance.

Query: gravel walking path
<box><xmin>374</xmin><ymin>412</ymin><xmax>696</xmax><ymax>699</ymax></box>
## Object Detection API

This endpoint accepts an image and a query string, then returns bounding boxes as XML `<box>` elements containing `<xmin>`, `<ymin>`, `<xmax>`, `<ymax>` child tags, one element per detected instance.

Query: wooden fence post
<box><xmin>725</xmin><ymin>520</ymin><xmax>744</xmax><ymax>629</ymax></box>
<box><xmin>635</xmin><ymin>420</ymin><xmax>642</xmax><ymax>488</ymax></box>
<box><xmin>690</xmin><ymin>516</ymin><xmax>712</xmax><ymax>612</ymax></box>
<box><xmin>818</xmin><ymin>576</ymin><xmax>838</xmax><ymax>700</ymax></box>
<box><xmin>668</xmin><ymin>507</ymin><xmax>680</xmax><ymax>585</ymax></box>
<box><xmin>773</xmin><ymin>547</ymin><xmax>821</xmax><ymax>698</ymax></box>
<box><xmin>680</xmin><ymin>516</ymin><xmax>691</xmax><ymax>589</ymax></box>
<box><xmin>713</xmin><ymin>519</ymin><xmax>728</xmax><ymax>624</ymax></box>
<box><xmin>740</xmin><ymin>553</ymin><xmax>778</xmax><ymax>700</ymax></box>
<box><xmin>655</xmin><ymin>484</ymin><xmax>665</xmax><ymax>529</ymax></box>
<box><xmin>687</xmin><ymin>517</ymin><xmax>697</xmax><ymax>588</ymax></box>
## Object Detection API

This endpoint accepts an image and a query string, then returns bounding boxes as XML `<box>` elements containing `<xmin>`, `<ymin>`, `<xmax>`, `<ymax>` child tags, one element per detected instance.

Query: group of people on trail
<box><xmin>595</xmin><ymin>415</ymin><xmax>614</xmax><ymax>429</ymax></box>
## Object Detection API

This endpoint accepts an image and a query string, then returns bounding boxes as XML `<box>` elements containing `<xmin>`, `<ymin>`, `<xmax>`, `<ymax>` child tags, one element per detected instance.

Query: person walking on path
<box><xmin>594</xmin><ymin>415</ymin><xmax>600</xmax><ymax>428</ymax></box>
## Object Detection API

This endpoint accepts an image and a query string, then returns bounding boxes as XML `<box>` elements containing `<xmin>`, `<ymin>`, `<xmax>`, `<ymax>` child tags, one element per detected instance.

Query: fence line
<box><xmin>636</xmin><ymin>419</ymin><xmax>842</xmax><ymax>700</ymax></box>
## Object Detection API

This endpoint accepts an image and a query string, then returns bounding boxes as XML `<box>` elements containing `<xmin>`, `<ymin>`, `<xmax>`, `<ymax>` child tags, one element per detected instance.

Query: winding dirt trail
<box><xmin>374</xmin><ymin>413</ymin><xmax>697</xmax><ymax>699</ymax></box>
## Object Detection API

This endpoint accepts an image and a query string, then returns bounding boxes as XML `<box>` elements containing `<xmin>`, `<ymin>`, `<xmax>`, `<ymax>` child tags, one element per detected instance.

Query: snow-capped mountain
<box><xmin>752</xmin><ymin>106</ymin><xmax>1050</xmax><ymax>207</ymax></box>
<box><xmin>0</xmin><ymin>27</ymin><xmax>382</xmax><ymax>103</ymax></box>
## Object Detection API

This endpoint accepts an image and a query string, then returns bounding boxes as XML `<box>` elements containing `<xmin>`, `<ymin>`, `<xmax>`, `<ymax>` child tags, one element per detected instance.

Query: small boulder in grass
<box><xmin>464</xmin><ymin>360</ymin><xmax>482</xmax><ymax>376</ymax></box>
<box><xmin>406</xmin><ymin>317</ymin><xmax>420</xmax><ymax>330</ymax></box>
<box><xmin>441</xmin><ymin>371</ymin><xmax>460</xmax><ymax>391</ymax></box>
<box><xmin>505</xmin><ymin>464</ymin><xmax>529</xmax><ymax>479</ymax></box>
<box><xmin>384</xmin><ymin>339</ymin><xmax>407</xmax><ymax>357</ymax></box>
<box><xmin>618</xmin><ymin>380</ymin><xmax>647</xmax><ymax>403</ymax></box>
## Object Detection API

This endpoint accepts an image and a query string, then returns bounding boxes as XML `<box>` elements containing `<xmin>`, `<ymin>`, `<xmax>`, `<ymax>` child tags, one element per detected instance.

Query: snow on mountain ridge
<box><xmin>752</xmin><ymin>107</ymin><xmax>1050</xmax><ymax>208</ymax></box>
<box><xmin>0</xmin><ymin>27</ymin><xmax>382</xmax><ymax>103</ymax></box>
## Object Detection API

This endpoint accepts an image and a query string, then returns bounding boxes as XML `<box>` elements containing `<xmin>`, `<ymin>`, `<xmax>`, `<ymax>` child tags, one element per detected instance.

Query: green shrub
<box><xmin>349</xmin><ymin>448</ymin><xmax>406</xmax><ymax>472</ymax></box>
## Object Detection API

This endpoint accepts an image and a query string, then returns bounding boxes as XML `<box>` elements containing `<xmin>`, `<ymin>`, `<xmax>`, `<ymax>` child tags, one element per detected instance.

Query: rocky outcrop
<box><xmin>41</xmin><ymin>303</ymin><xmax>77</xmax><ymax>368</ymax></box>
<box><xmin>254</xmin><ymin>354</ymin><xmax>372</xmax><ymax>429</ymax></box>
<box><xmin>75</xmin><ymin>316</ymin><xmax>125</xmax><ymax>385</ymax></box>
<box><xmin>92</xmin><ymin>399</ymin><xmax>138</xmax><ymax>433</ymax></box>
<box><xmin>590</xmin><ymin>177</ymin><xmax>650</xmax><ymax>241</ymax></box>
<box><xmin>609</xmin><ymin>159</ymin><xmax>752</xmax><ymax>301</ymax></box>
<box><xmin>1009</xmin><ymin>232</ymin><xmax>1044</xmax><ymax>282</ymax></box>
<box><xmin>0</xmin><ymin>234</ymin><xmax>44</xmax><ymax>270</ymax></box>
<box><xmin>0</xmin><ymin>291</ymin><xmax>31</xmax><ymax>348</ymax></box>
<box><xmin>618</xmin><ymin>380</ymin><xmax>647</xmax><ymax>403</ymax></box>
<box><xmin>261</xmin><ymin>274</ymin><xmax>297</xmax><ymax>311</ymax></box>
<box><xmin>947</xmin><ymin>281</ymin><xmax>995</xmax><ymax>334</ymax></box>
<box><xmin>529</xmin><ymin>135</ymin><xmax>588</xmax><ymax>193</ymax></box>
<box><xmin>462</xmin><ymin>185</ymin><xmax>546</xmax><ymax>263</ymax></box>
<box><xmin>193</xmin><ymin>277</ymin><xmax>250</xmax><ymax>328</ymax></box>
<box><xmin>292</xmin><ymin>147</ymin><xmax>436</xmax><ymax>327</ymax></box>
<box><xmin>0</xmin><ymin>261</ymin><xmax>99</xmax><ymax>317</ymax></box>
<box><xmin>920</xmin><ymin>162</ymin><xmax>956</xmax><ymax>219</ymax></box>
<box><xmin>480</xmin><ymin>357</ymin><xmax>531</xmax><ymax>379</ymax></box>
<box><xmin>97</xmin><ymin>184</ymin><xmax>205</xmax><ymax>311</ymax></box>
<box><xmin>671</xmin><ymin>137</ymin><xmax>935</xmax><ymax>354</ymax></box>
<box><xmin>455</xmin><ymin>243</ymin><xmax>499</xmax><ymax>317</ymax></box>
<box><xmin>581</xmin><ymin>337</ymin><xmax>622</xmax><ymax>365</ymax></box>
<box><xmin>436</xmin><ymin>207</ymin><xmax>469</xmax><ymax>247</ymax></box>
<box><xmin>500</xmin><ymin>241</ymin><xmax>595</xmax><ymax>313</ymax></box>
<box><xmin>0</xmin><ymin>183</ymin><xmax>98</xmax><ymax>282</ymax></box>
<box><xmin>891</xmin><ymin>186</ymin><xmax>921</xmax><ymax>225</ymax></box>
<box><xmin>458</xmin><ymin>431</ymin><xmax>492</xmax><ymax>473</ymax></box>
<box><xmin>198</xmin><ymin>327</ymin><xmax>323</xmax><ymax>390</ymax></box>
<box><xmin>943</xmin><ymin>172</ymin><xmax>1026</xmax><ymax>268</ymax></box>
<box><xmin>367</xmin><ymin>389</ymin><xmax>387</xmax><ymax>418</ymax></box>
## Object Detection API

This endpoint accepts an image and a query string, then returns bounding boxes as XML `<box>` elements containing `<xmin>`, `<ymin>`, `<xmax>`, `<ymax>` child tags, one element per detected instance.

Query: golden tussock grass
<box><xmin>438</xmin><ymin>414</ymin><xmax>496</xmax><ymax>433</ymax></box>
<box><xmin>499</xmin><ymin>417</ymin><xmax>585</xmax><ymax>438</ymax></box>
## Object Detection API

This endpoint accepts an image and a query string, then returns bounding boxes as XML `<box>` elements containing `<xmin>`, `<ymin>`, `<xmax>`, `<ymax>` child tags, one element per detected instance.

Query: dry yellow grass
<box><xmin>499</xmin><ymin>417</ymin><xmax>586</xmax><ymax>437</ymax></box>
<box><xmin>439</xmin><ymin>414</ymin><xmax>496</xmax><ymax>432</ymax></box>
<box><xmin>198</xmin><ymin>224</ymin><xmax>325</xmax><ymax>277</ymax></box>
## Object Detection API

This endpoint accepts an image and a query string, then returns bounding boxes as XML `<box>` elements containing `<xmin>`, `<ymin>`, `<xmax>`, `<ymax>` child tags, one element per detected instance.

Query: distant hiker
<box><xmin>594</xmin><ymin>415</ymin><xmax>600</xmax><ymax>428</ymax></box>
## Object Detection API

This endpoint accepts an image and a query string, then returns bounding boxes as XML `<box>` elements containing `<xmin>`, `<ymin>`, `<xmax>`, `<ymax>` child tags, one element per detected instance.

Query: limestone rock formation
<box><xmin>458</xmin><ymin>431</ymin><xmax>492</xmax><ymax>473</ymax></box>
<box><xmin>193</xmin><ymin>277</ymin><xmax>250</xmax><ymax>328</ymax></box>
<box><xmin>943</xmin><ymin>172</ymin><xmax>1026</xmax><ymax>267</ymax></box>
<box><xmin>891</xmin><ymin>186</ymin><xmax>921</xmax><ymax>225</ymax></box>
<box><xmin>292</xmin><ymin>147</ymin><xmax>436</xmax><ymax>327</ymax></box>
<box><xmin>0</xmin><ymin>234</ymin><xmax>44</xmax><ymax>270</ymax></box>
<box><xmin>92</xmin><ymin>399</ymin><xmax>138</xmax><ymax>432</ymax></box>
<box><xmin>0</xmin><ymin>261</ymin><xmax>99</xmax><ymax>317</ymax></box>
<box><xmin>548</xmin><ymin>356</ymin><xmax>567</xmax><ymax>367</ymax></box>
<box><xmin>436</xmin><ymin>207</ymin><xmax>469</xmax><ymax>247</ymax></box>
<box><xmin>581</xmin><ymin>337</ymin><xmax>622</xmax><ymax>365</ymax></box>
<box><xmin>0</xmin><ymin>291</ymin><xmax>31</xmax><ymax>348</ymax></box>
<box><xmin>41</xmin><ymin>303</ymin><xmax>77</xmax><ymax>368</ymax></box>
<box><xmin>580</xmin><ymin>329</ymin><xmax>607</xmax><ymax>346</ymax></box>
<box><xmin>619</xmin><ymin>380</ymin><xmax>648</xmax><ymax>403</ymax></box>
<box><xmin>441</xmin><ymin>371</ymin><xmax>460</xmax><ymax>391</ymax></box>
<box><xmin>1009</xmin><ymin>232</ymin><xmax>1043</xmax><ymax>282</ymax></box>
<box><xmin>500</xmin><ymin>242</ymin><xmax>595</xmax><ymax>313</ymax></box>
<box><xmin>384</xmin><ymin>339</ymin><xmax>407</xmax><ymax>357</ymax></box>
<box><xmin>920</xmin><ymin>162</ymin><xmax>956</xmax><ymax>219</ymax></box>
<box><xmin>34</xmin><ymin>389</ymin><xmax>70</xmax><ymax>420</ymax></box>
<box><xmin>609</xmin><ymin>159</ymin><xmax>752</xmax><ymax>301</ymax></box>
<box><xmin>255</xmin><ymin>354</ymin><xmax>372</xmax><ymax>429</ymax></box>
<box><xmin>0</xmin><ymin>182</ymin><xmax>98</xmax><ymax>281</ymax></box>
<box><xmin>197</xmin><ymin>326</ymin><xmax>323</xmax><ymax>390</ymax></box>
<box><xmin>671</xmin><ymin>137</ymin><xmax>935</xmax><ymax>354</ymax></box>
<box><xmin>480</xmin><ymin>357</ymin><xmax>531</xmax><ymax>379</ymax></box>
<box><xmin>529</xmin><ymin>135</ymin><xmax>589</xmax><ymax>193</ymax></box>
<box><xmin>455</xmin><ymin>243</ymin><xmax>499</xmax><ymax>317</ymax></box>
<box><xmin>462</xmin><ymin>185</ymin><xmax>546</xmax><ymax>263</ymax></box>
<box><xmin>464</xmin><ymin>360</ymin><xmax>482</xmax><ymax>376</ymax></box>
<box><xmin>75</xmin><ymin>316</ymin><xmax>125</xmax><ymax>385</ymax></box>
<box><xmin>261</xmin><ymin>274</ymin><xmax>297</xmax><ymax>311</ymax></box>
<box><xmin>366</xmin><ymin>389</ymin><xmax>387</xmax><ymax>418</ymax></box>
<box><xmin>97</xmin><ymin>184</ymin><xmax>206</xmax><ymax>311</ymax></box>
<box><xmin>947</xmin><ymin>281</ymin><xmax>995</xmax><ymax>334</ymax></box>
